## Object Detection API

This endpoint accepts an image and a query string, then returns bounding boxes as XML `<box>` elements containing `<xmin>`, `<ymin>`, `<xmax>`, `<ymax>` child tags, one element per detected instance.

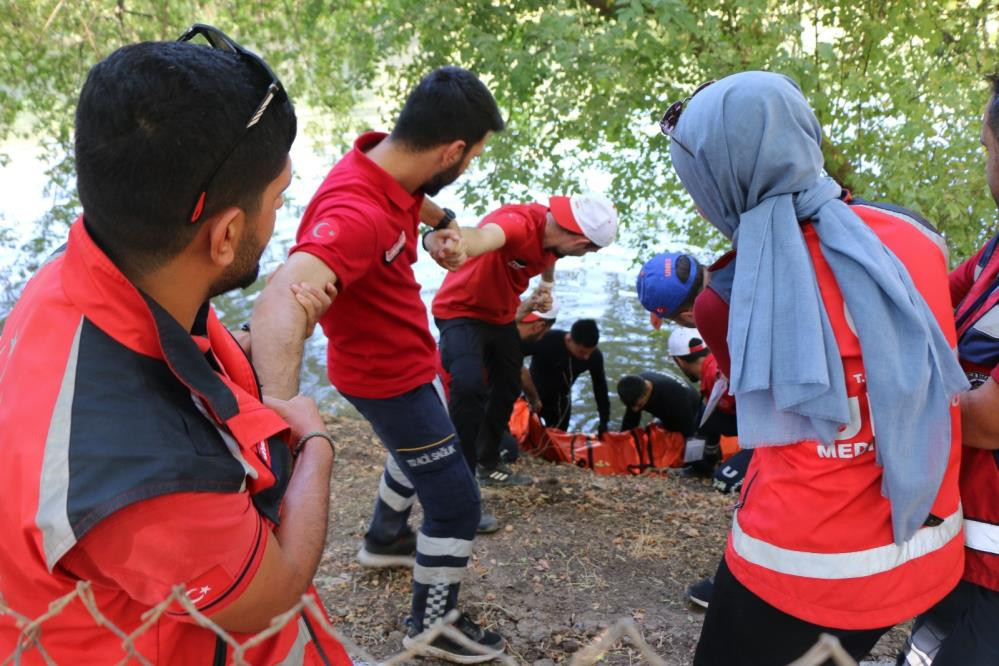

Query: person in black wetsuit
<box><xmin>617</xmin><ymin>371</ymin><xmax>701</xmax><ymax>436</ymax></box>
<box><xmin>522</xmin><ymin>319</ymin><xmax>610</xmax><ymax>434</ymax></box>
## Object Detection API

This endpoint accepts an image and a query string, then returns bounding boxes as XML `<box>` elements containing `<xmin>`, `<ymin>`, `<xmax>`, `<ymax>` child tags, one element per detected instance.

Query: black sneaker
<box><xmin>687</xmin><ymin>576</ymin><xmax>714</xmax><ymax>609</ymax></box>
<box><xmin>679</xmin><ymin>462</ymin><xmax>714</xmax><ymax>479</ymax></box>
<box><xmin>477</xmin><ymin>512</ymin><xmax>501</xmax><ymax>534</ymax></box>
<box><xmin>403</xmin><ymin>612</ymin><xmax>505</xmax><ymax>664</ymax></box>
<box><xmin>356</xmin><ymin>531</ymin><xmax>416</xmax><ymax>568</ymax></box>
<box><xmin>477</xmin><ymin>462</ymin><xmax>533</xmax><ymax>487</ymax></box>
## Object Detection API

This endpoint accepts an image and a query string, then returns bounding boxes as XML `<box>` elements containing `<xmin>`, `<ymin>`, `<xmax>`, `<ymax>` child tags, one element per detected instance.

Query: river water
<box><xmin>1</xmin><ymin>135</ymin><xmax>699</xmax><ymax>433</ymax></box>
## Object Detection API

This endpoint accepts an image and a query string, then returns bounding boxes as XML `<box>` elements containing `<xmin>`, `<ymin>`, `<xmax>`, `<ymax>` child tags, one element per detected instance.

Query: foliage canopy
<box><xmin>1</xmin><ymin>0</ymin><xmax>997</xmax><ymax>269</ymax></box>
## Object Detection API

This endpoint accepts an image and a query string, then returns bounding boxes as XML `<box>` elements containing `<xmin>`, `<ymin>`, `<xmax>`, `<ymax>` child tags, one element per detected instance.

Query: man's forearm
<box><xmin>250</xmin><ymin>285</ymin><xmax>310</xmax><ymax>399</ymax></box>
<box><xmin>515</xmin><ymin>298</ymin><xmax>535</xmax><ymax>323</ymax></box>
<box><xmin>274</xmin><ymin>437</ymin><xmax>334</xmax><ymax>586</ymax></box>
<box><xmin>521</xmin><ymin>367</ymin><xmax>540</xmax><ymax>403</ymax></box>
<box><xmin>961</xmin><ymin>378</ymin><xmax>999</xmax><ymax>450</ymax></box>
<box><xmin>458</xmin><ymin>224</ymin><xmax>505</xmax><ymax>257</ymax></box>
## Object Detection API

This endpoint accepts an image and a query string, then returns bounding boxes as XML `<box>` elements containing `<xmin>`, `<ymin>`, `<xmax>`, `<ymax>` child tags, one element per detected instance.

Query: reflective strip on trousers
<box><xmin>730</xmin><ymin>506</ymin><xmax>962</xmax><ymax>579</ymax></box>
<box><xmin>964</xmin><ymin>518</ymin><xmax>999</xmax><ymax>555</ymax></box>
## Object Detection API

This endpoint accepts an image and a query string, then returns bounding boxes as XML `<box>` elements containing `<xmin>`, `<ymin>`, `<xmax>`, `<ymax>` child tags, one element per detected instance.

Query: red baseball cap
<box><xmin>549</xmin><ymin>194</ymin><xmax>618</xmax><ymax>247</ymax></box>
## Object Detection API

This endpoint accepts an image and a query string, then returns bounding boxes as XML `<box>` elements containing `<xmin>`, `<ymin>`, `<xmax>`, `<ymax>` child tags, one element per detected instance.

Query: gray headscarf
<box><xmin>669</xmin><ymin>71</ymin><xmax>968</xmax><ymax>544</ymax></box>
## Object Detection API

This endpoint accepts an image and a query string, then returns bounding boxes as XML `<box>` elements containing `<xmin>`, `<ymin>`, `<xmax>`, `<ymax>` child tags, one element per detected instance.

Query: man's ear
<box><xmin>439</xmin><ymin>139</ymin><xmax>467</xmax><ymax>168</ymax></box>
<box><xmin>205</xmin><ymin>207</ymin><xmax>245</xmax><ymax>268</ymax></box>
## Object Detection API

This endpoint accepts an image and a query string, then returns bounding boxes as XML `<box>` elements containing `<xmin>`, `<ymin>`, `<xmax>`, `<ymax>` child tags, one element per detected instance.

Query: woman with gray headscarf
<box><xmin>662</xmin><ymin>71</ymin><xmax>968</xmax><ymax>664</ymax></box>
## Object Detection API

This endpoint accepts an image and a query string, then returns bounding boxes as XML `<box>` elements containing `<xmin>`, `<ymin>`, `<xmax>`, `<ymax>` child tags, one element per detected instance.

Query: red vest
<box><xmin>724</xmin><ymin>203</ymin><xmax>963</xmax><ymax>629</ymax></box>
<box><xmin>954</xmin><ymin>232</ymin><xmax>999</xmax><ymax>591</ymax></box>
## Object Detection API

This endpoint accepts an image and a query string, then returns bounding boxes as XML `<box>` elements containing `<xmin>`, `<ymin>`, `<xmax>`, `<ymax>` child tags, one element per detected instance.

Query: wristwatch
<box><xmin>434</xmin><ymin>207</ymin><xmax>456</xmax><ymax>231</ymax></box>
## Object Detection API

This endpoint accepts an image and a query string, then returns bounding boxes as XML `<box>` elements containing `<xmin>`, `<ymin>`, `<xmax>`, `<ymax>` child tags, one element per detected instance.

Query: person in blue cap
<box><xmin>636</xmin><ymin>251</ymin><xmax>749</xmax><ymax>612</ymax></box>
<box><xmin>636</xmin><ymin>251</ymin><xmax>706</xmax><ymax>329</ymax></box>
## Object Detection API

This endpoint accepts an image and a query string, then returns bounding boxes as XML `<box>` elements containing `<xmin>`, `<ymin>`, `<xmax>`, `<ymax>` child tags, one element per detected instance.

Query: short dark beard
<box><xmin>419</xmin><ymin>144</ymin><xmax>472</xmax><ymax>196</ymax></box>
<box><xmin>208</xmin><ymin>232</ymin><xmax>263</xmax><ymax>298</ymax></box>
<box><xmin>419</xmin><ymin>161</ymin><xmax>462</xmax><ymax>196</ymax></box>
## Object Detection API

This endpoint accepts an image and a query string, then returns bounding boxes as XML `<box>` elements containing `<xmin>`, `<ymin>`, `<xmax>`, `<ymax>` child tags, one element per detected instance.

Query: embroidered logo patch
<box><xmin>384</xmin><ymin>231</ymin><xmax>406</xmax><ymax>263</ymax></box>
<box><xmin>311</xmin><ymin>220</ymin><xmax>338</xmax><ymax>240</ymax></box>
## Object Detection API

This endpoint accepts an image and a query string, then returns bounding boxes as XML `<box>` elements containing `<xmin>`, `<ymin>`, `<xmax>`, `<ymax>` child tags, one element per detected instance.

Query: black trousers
<box><xmin>438</xmin><ymin>318</ymin><xmax>523</xmax><ymax>470</ymax></box>
<box><xmin>932</xmin><ymin>580</ymin><xmax>999</xmax><ymax>666</ymax></box>
<box><xmin>538</xmin><ymin>389</ymin><xmax>572</xmax><ymax>431</ymax></box>
<box><xmin>694</xmin><ymin>557</ymin><xmax>890</xmax><ymax>666</ymax></box>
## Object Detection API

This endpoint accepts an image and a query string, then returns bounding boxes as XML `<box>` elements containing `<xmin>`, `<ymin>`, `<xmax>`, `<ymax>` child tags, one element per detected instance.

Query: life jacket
<box><xmin>724</xmin><ymin>202</ymin><xmax>964</xmax><ymax>630</ymax></box>
<box><xmin>954</xmin><ymin>232</ymin><xmax>999</xmax><ymax>592</ymax></box>
<box><xmin>0</xmin><ymin>220</ymin><xmax>351</xmax><ymax>665</ymax></box>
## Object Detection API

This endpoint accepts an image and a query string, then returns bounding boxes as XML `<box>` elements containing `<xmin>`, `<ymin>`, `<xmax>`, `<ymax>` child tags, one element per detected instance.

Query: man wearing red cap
<box><xmin>431</xmin><ymin>194</ymin><xmax>617</xmax><ymax>487</ymax></box>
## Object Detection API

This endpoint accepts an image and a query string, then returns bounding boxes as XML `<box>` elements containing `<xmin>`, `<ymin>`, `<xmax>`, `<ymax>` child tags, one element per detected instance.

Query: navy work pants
<box><xmin>343</xmin><ymin>381</ymin><xmax>480</xmax><ymax>630</ymax></box>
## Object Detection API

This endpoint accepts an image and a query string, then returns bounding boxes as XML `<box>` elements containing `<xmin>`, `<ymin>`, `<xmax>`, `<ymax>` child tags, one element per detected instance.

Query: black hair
<box><xmin>391</xmin><ymin>66</ymin><xmax>505</xmax><ymax>151</ymax></box>
<box><xmin>674</xmin><ymin>254</ymin><xmax>703</xmax><ymax>313</ymax></box>
<box><xmin>617</xmin><ymin>375</ymin><xmax>647</xmax><ymax>408</ymax></box>
<box><xmin>75</xmin><ymin>40</ymin><xmax>297</xmax><ymax>276</ymax></box>
<box><xmin>570</xmin><ymin>319</ymin><xmax>600</xmax><ymax>347</ymax></box>
<box><xmin>987</xmin><ymin>73</ymin><xmax>999</xmax><ymax>144</ymax></box>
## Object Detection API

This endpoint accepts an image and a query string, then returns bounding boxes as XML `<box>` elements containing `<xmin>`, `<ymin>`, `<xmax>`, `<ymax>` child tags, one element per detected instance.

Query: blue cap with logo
<box><xmin>636</xmin><ymin>252</ymin><xmax>701</xmax><ymax>317</ymax></box>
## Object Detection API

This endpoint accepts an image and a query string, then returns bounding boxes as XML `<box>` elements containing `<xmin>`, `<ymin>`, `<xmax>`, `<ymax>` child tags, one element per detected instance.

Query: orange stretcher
<box><xmin>508</xmin><ymin>398</ymin><xmax>738</xmax><ymax>476</ymax></box>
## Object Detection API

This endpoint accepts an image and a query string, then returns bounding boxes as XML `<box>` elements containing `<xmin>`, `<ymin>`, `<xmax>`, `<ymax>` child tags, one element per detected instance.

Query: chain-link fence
<box><xmin>1</xmin><ymin>581</ymin><xmax>858</xmax><ymax>665</ymax></box>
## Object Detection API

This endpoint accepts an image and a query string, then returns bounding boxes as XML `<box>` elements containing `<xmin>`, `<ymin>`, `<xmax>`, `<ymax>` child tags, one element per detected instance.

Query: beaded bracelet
<box><xmin>293</xmin><ymin>431</ymin><xmax>336</xmax><ymax>457</ymax></box>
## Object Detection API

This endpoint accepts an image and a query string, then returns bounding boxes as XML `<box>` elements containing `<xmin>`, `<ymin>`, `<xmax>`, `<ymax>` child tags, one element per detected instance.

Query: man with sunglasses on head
<box><xmin>0</xmin><ymin>28</ymin><xmax>351</xmax><ymax>665</ymax></box>
<box><xmin>430</xmin><ymin>194</ymin><xmax>617</xmax><ymax>489</ymax></box>
<box><xmin>663</xmin><ymin>72</ymin><xmax>966</xmax><ymax>665</ymax></box>
<box><xmin>251</xmin><ymin>67</ymin><xmax>508</xmax><ymax>662</ymax></box>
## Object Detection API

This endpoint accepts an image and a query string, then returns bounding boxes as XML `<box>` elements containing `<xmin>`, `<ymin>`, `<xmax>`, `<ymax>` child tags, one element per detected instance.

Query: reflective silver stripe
<box><xmin>901</xmin><ymin>640</ymin><xmax>934</xmax><ymax>666</ymax></box>
<box><xmin>414</xmin><ymin>564</ymin><xmax>467</xmax><ymax>585</ymax></box>
<box><xmin>275</xmin><ymin>617</ymin><xmax>310</xmax><ymax>665</ymax></box>
<box><xmin>37</xmin><ymin>319</ymin><xmax>84</xmax><ymax>571</ymax></box>
<box><xmin>431</xmin><ymin>376</ymin><xmax>448</xmax><ymax>409</ymax></box>
<box><xmin>385</xmin><ymin>454</ymin><xmax>413</xmax><ymax>489</ymax></box>
<box><xmin>970</xmin><ymin>305</ymin><xmax>999</xmax><ymax>340</ymax></box>
<box><xmin>730</xmin><ymin>506</ymin><xmax>962</xmax><ymax>579</ymax></box>
<box><xmin>964</xmin><ymin>519</ymin><xmax>999</xmax><ymax>555</ymax></box>
<box><xmin>417</xmin><ymin>532</ymin><xmax>474</xmax><ymax>558</ymax></box>
<box><xmin>190</xmin><ymin>395</ymin><xmax>252</xmax><ymax>492</ymax></box>
<box><xmin>379</xmin><ymin>475</ymin><xmax>415</xmax><ymax>512</ymax></box>
<box><xmin>855</xmin><ymin>204</ymin><xmax>949</xmax><ymax>264</ymax></box>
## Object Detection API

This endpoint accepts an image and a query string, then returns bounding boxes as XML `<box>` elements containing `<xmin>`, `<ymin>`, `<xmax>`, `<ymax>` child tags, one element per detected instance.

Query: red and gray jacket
<box><xmin>0</xmin><ymin>219</ymin><xmax>350</xmax><ymax>664</ymax></box>
<box><xmin>952</xmin><ymin>232</ymin><xmax>999</xmax><ymax>592</ymax></box>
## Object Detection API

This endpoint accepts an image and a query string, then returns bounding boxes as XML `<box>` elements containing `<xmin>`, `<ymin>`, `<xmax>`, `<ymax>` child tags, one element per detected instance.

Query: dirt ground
<box><xmin>316</xmin><ymin>414</ymin><xmax>908</xmax><ymax>665</ymax></box>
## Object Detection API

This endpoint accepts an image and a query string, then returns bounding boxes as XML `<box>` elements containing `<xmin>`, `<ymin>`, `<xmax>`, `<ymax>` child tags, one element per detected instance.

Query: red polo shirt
<box><xmin>292</xmin><ymin>132</ymin><xmax>437</xmax><ymax>398</ymax></box>
<box><xmin>432</xmin><ymin>203</ymin><xmax>557</xmax><ymax>324</ymax></box>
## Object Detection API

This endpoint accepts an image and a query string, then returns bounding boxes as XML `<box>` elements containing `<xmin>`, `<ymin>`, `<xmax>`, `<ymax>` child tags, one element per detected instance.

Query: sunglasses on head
<box><xmin>659</xmin><ymin>80</ymin><xmax>714</xmax><ymax>155</ymax></box>
<box><xmin>177</xmin><ymin>23</ymin><xmax>288</xmax><ymax>222</ymax></box>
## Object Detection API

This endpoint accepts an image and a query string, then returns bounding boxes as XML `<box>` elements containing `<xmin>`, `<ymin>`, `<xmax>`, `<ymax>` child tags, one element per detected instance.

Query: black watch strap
<box><xmin>433</xmin><ymin>207</ymin><xmax>456</xmax><ymax>231</ymax></box>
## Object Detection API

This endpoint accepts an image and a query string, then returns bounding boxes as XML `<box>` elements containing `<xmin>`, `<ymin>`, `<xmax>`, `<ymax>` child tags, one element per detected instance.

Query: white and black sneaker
<box><xmin>686</xmin><ymin>576</ymin><xmax>714</xmax><ymax>609</ymax></box>
<box><xmin>476</xmin><ymin>462</ymin><xmax>533</xmax><ymax>487</ymax></box>
<box><xmin>356</xmin><ymin>531</ymin><xmax>416</xmax><ymax>568</ymax></box>
<box><xmin>403</xmin><ymin>612</ymin><xmax>505</xmax><ymax>664</ymax></box>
